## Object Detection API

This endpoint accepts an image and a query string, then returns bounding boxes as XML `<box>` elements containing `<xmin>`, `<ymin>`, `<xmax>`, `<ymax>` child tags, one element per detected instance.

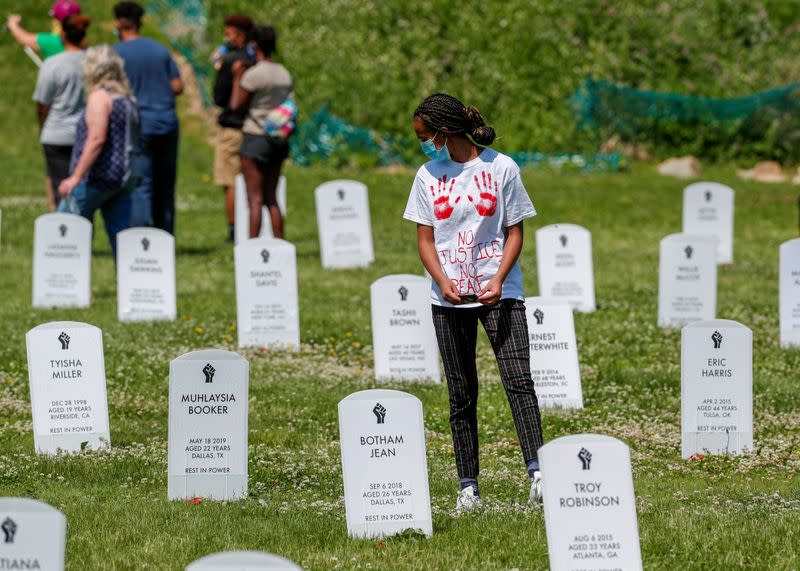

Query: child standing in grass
<box><xmin>403</xmin><ymin>93</ymin><xmax>545</xmax><ymax>513</ymax></box>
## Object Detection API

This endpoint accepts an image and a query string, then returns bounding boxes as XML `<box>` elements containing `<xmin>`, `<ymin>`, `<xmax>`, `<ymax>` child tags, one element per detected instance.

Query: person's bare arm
<box><xmin>229</xmin><ymin>60</ymin><xmax>251</xmax><ymax>112</ymax></box>
<box><xmin>170</xmin><ymin>77</ymin><xmax>184</xmax><ymax>95</ymax></box>
<box><xmin>6</xmin><ymin>15</ymin><xmax>39</xmax><ymax>50</ymax></box>
<box><xmin>36</xmin><ymin>103</ymin><xmax>50</xmax><ymax>128</ymax></box>
<box><xmin>477</xmin><ymin>222</ymin><xmax>524</xmax><ymax>305</ymax></box>
<box><xmin>417</xmin><ymin>224</ymin><xmax>463</xmax><ymax>305</ymax></box>
<box><xmin>58</xmin><ymin>90</ymin><xmax>112</xmax><ymax>196</ymax></box>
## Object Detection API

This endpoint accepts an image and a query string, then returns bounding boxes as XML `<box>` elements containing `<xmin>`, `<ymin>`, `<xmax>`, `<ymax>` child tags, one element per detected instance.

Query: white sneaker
<box><xmin>529</xmin><ymin>471</ymin><xmax>543</xmax><ymax>505</ymax></box>
<box><xmin>454</xmin><ymin>486</ymin><xmax>483</xmax><ymax>515</ymax></box>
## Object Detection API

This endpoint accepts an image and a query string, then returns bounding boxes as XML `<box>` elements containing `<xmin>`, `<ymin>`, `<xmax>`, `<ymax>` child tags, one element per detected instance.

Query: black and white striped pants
<box><xmin>432</xmin><ymin>299</ymin><xmax>544</xmax><ymax>479</ymax></box>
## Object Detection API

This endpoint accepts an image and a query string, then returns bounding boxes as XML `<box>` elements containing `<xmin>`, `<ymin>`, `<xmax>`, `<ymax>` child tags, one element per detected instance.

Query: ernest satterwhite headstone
<box><xmin>779</xmin><ymin>238</ymin><xmax>800</xmax><ymax>348</ymax></box>
<box><xmin>536</xmin><ymin>224</ymin><xmax>596</xmax><ymax>312</ymax></box>
<box><xmin>371</xmin><ymin>275</ymin><xmax>440</xmax><ymax>382</ymax></box>
<box><xmin>681</xmin><ymin>319</ymin><xmax>753</xmax><ymax>458</ymax></box>
<box><xmin>0</xmin><ymin>498</ymin><xmax>66</xmax><ymax>571</ymax></box>
<box><xmin>315</xmin><ymin>180</ymin><xmax>374</xmax><ymax>269</ymax></box>
<box><xmin>32</xmin><ymin>212</ymin><xmax>92</xmax><ymax>308</ymax></box>
<box><xmin>116</xmin><ymin>227</ymin><xmax>177</xmax><ymax>322</ymax></box>
<box><xmin>682</xmin><ymin>181</ymin><xmax>734</xmax><ymax>264</ymax></box>
<box><xmin>338</xmin><ymin>389</ymin><xmax>432</xmax><ymax>538</ymax></box>
<box><xmin>658</xmin><ymin>233</ymin><xmax>717</xmax><ymax>328</ymax></box>
<box><xmin>539</xmin><ymin>434</ymin><xmax>642</xmax><ymax>571</ymax></box>
<box><xmin>234</xmin><ymin>175</ymin><xmax>287</xmax><ymax>244</ymax></box>
<box><xmin>235</xmin><ymin>238</ymin><xmax>300</xmax><ymax>349</ymax></box>
<box><xmin>525</xmin><ymin>297</ymin><xmax>583</xmax><ymax>408</ymax></box>
<box><xmin>26</xmin><ymin>321</ymin><xmax>110</xmax><ymax>454</ymax></box>
<box><xmin>186</xmin><ymin>551</ymin><xmax>301</xmax><ymax>571</ymax></box>
<box><xmin>168</xmin><ymin>350</ymin><xmax>249</xmax><ymax>500</ymax></box>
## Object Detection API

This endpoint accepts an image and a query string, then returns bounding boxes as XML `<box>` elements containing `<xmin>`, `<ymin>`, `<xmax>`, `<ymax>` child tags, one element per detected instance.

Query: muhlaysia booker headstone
<box><xmin>658</xmin><ymin>233</ymin><xmax>717</xmax><ymax>328</ymax></box>
<box><xmin>0</xmin><ymin>498</ymin><xmax>67</xmax><ymax>571</ymax></box>
<box><xmin>535</xmin><ymin>223</ymin><xmax>596</xmax><ymax>312</ymax></box>
<box><xmin>116</xmin><ymin>227</ymin><xmax>177</xmax><ymax>322</ymax></box>
<box><xmin>315</xmin><ymin>180</ymin><xmax>374</xmax><ymax>269</ymax></box>
<box><xmin>682</xmin><ymin>181</ymin><xmax>734</xmax><ymax>264</ymax></box>
<box><xmin>186</xmin><ymin>551</ymin><xmax>301</xmax><ymax>571</ymax></box>
<box><xmin>32</xmin><ymin>212</ymin><xmax>92</xmax><ymax>308</ymax></box>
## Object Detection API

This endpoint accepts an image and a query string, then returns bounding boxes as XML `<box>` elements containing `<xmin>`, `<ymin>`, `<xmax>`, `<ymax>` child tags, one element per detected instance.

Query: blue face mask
<box><xmin>420</xmin><ymin>133</ymin><xmax>450</xmax><ymax>161</ymax></box>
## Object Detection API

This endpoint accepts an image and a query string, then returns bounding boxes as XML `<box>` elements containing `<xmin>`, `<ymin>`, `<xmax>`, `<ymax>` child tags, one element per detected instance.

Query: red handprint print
<box><xmin>430</xmin><ymin>174</ymin><xmax>460</xmax><ymax>220</ymax></box>
<box><xmin>466</xmin><ymin>170</ymin><xmax>498</xmax><ymax>217</ymax></box>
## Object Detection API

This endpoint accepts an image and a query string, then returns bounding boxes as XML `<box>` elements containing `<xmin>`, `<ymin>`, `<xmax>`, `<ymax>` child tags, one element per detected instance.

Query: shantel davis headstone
<box><xmin>26</xmin><ymin>321</ymin><xmax>111</xmax><ymax>454</ymax></box>
<box><xmin>371</xmin><ymin>275</ymin><xmax>440</xmax><ymax>382</ymax></box>
<box><xmin>116</xmin><ymin>227</ymin><xmax>177</xmax><ymax>322</ymax></box>
<box><xmin>524</xmin><ymin>297</ymin><xmax>583</xmax><ymax>408</ymax></box>
<box><xmin>338</xmin><ymin>389</ymin><xmax>432</xmax><ymax>538</ymax></box>
<box><xmin>186</xmin><ymin>551</ymin><xmax>301</xmax><ymax>571</ymax></box>
<box><xmin>32</xmin><ymin>212</ymin><xmax>92</xmax><ymax>308</ymax></box>
<box><xmin>682</xmin><ymin>181</ymin><xmax>734</xmax><ymax>264</ymax></box>
<box><xmin>779</xmin><ymin>238</ymin><xmax>800</xmax><ymax>348</ymax></box>
<box><xmin>234</xmin><ymin>238</ymin><xmax>300</xmax><ymax>349</ymax></box>
<box><xmin>234</xmin><ymin>174</ymin><xmax>287</xmax><ymax>244</ymax></box>
<box><xmin>0</xmin><ymin>498</ymin><xmax>67</xmax><ymax>571</ymax></box>
<box><xmin>681</xmin><ymin>319</ymin><xmax>753</xmax><ymax>458</ymax></box>
<box><xmin>535</xmin><ymin>224</ymin><xmax>596</xmax><ymax>312</ymax></box>
<box><xmin>658</xmin><ymin>233</ymin><xmax>717</xmax><ymax>328</ymax></box>
<box><xmin>539</xmin><ymin>434</ymin><xmax>643</xmax><ymax>571</ymax></box>
<box><xmin>168</xmin><ymin>350</ymin><xmax>249</xmax><ymax>500</ymax></box>
<box><xmin>315</xmin><ymin>180</ymin><xmax>375</xmax><ymax>269</ymax></box>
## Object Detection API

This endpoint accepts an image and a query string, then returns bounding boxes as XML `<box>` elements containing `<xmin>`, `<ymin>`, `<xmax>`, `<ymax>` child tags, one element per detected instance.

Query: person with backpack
<box><xmin>57</xmin><ymin>45</ymin><xmax>140</xmax><ymax>258</ymax></box>
<box><xmin>230</xmin><ymin>24</ymin><xmax>295</xmax><ymax>239</ymax></box>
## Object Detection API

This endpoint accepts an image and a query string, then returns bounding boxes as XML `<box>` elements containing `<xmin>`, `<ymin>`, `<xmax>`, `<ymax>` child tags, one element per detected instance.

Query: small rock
<box><xmin>791</xmin><ymin>167</ymin><xmax>800</xmax><ymax>186</ymax></box>
<box><xmin>737</xmin><ymin>161</ymin><xmax>786</xmax><ymax>183</ymax></box>
<box><xmin>657</xmin><ymin>156</ymin><xmax>701</xmax><ymax>179</ymax></box>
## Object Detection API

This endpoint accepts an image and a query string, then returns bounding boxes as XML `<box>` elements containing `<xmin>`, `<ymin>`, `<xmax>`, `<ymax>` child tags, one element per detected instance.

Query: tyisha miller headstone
<box><xmin>235</xmin><ymin>238</ymin><xmax>300</xmax><ymax>349</ymax></box>
<box><xmin>338</xmin><ymin>389</ymin><xmax>432</xmax><ymax>538</ymax></box>
<box><xmin>186</xmin><ymin>551</ymin><xmax>302</xmax><ymax>571</ymax></box>
<box><xmin>0</xmin><ymin>498</ymin><xmax>66</xmax><ymax>571</ymax></box>
<box><xmin>681</xmin><ymin>320</ymin><xmax>753</xmax><ymax>458</ymax></box>
<box><xmin>779</xmin><ymin>238</ymin><xmax>800</xmax><ymax>348</ymax></box>
<box><xmin>371</xmin><ymin>275</ymin><xmax>440</xmax><ymax>382</ymax></box>
<box><xmin>682</xmin><ymin>181</ymin><xmax>734</xmax><ymax>264</ymax></box>
<box><xmin>525</xmin><ymin>297</ymin><xmax>583</xmax><ymax>408</ymax></box>
<box><xmin>540</xmin><ymin>434</ymin><xmax>643</xmax><ymax>571</ymax></box>
<box><xmin>116</xmin><ymin>227</ymin><xmax>177</xmax><ymax>322</ymax></box>
<box><xmin>535</xmin><ymin>224</ymin><xmax>596</xmax><ymax>312</ymax></box>
<box><xmin>658</xmin><ymin>233</ymin><xmax>717</xmax><ymax>328</ymax></box>
<box><xmin>315</xmin><ymin>180</ymin><xmax>374</xmax><ymax>269</ymax></box>
<box><xmin>234</xmin><ymin>174</ymin><xmax>288</xmax><ymax>244</ymax></box>
<box><xmin>26</xmin><ymin>321</ymin><xmax>110</xmax><ymax>454</ymax></box>
<box><xmin>168</xmin><ymin>350</ymin><xmax>249</xmax><ymax>500</ymax></box>
<box><xmin>32</xmin><ymin>212</ymin><xmax>92</xmax><ymax>308</ymax></box>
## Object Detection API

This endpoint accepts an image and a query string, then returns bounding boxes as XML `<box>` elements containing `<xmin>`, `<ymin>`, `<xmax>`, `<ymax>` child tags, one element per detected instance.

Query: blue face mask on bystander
<box><xmin>420</xmin><ymin>132</ymin><xmax>450</xmax><ymax>161</ymax></box>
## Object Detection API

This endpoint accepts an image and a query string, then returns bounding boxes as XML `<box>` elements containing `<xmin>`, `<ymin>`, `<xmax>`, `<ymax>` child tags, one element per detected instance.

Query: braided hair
<box><xmin>414</xmin><ymin>93</ymin><xmax>496</xmax><ymax>146</ymax></box>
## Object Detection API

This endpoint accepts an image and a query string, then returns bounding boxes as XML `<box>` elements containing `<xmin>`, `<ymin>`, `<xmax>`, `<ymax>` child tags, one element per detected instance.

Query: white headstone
<box><xmin>234</xmin><ymin>174</ymin><xmax>287</xmax><ymax>244</ymax></box>
<box><xmin>32</xmin><ymin>213</ymin><xmax>92</xmax><ymax>308</ymax></box>
<box><xmin>681</xmin><ymin>320</ymin><xmax>753</xmax><ymax>458</ymax></box>
<box><xmin>371</xmin><ymin>275</ymin><xmax>440</xmax><ymax>382</ymax></box>
<box><xmin>525</xmin><ymin>297</ymin><xmax>583</xmax><ymax>408</ymax></box>
<box><xmin>658</xmin><ymin>233</ymin><xmax>717</xmax><ymax>328</ymax></box>
<box><xmin>0</xmin><ymin>498</ymin><xmax>67</xmax><ymax>571</ymax></box>
<box><xmin>116</xmin><ymin>227</ymin><xmax>177</xmax><ymax>322</ymax></box>
<box><xmin>780</xmin><ymin>238</ymin><xmax>800</xmax><ymax>348</ymax></box>
<box><xmin>168</xmin><ymin>350</ymin><xmax>249</xmax><ymax>500</ymax></box>
<box><xmin>234</xmin><ymin>238</ymin><xmax>300</xmax><ymax>349</ymax></box>
<box><xmin>338</xmin><ymin>389</ymin><xmax>432</xmax><ymax>538</ymax></box>
<box><xmin>682</xmin><ymin>182</ymin><xmax>734</xmax><ymax>264</ymax></box>
<box><xmin>315</xmin><ymin>180</ymin><xmax>374</xmax><ymax>269</ymax></box>
<box><xmin>26</xmin><ymin>321</ymin><xmax>110</xmax><ymax>454</ymax></box>
<box><xmin>535</xmin><ymin>224</ymin><xmax>596</xmax><ymax>312</ymax></box>
<box><xmin>186</xmin><ymin>551</ymin><xmax>301</xmax><ymax>571</ymax></box>
<box><xmin>539</xmin><ymin>434</ymin><xmax>642</xmax><ymax>571</ymax></box>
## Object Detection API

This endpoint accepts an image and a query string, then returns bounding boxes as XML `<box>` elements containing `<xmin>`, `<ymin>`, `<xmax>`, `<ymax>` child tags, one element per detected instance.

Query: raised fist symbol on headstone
<box><xmin>578</xmin><ymin>447</ymin><xmax>592</xmax><ymax>470</ymax></box>
<box><xmin>398</xmin><ymin>285</ymin><xmax>408</xmax><ymax>301</ymax></box>
<box><xmin>533</xmin><ymin>308</ymin><xmax>544</xmax><ymax>325</ymax></box>
<box><xmin>1</xmin><ymin>517</ymin><xmax>16</xmax><ymax>543</ymax></box>
<box><xmin>59</xmin><ymin>224</ymin><xmax>68</xmax><ymax>237</ymax></box>
<box><xmin>373</xmin><ymin>403</ymin><xmax>386</xmax><ymax>424</ymax></box>
<box><xmin>260</xmin><ymin>249</ymin><xmax>270</xmax><ymax>263</ymax></box>
<box><xmin>202</xmin><ymin>363</ymin><xmax>216</xmax><ymax>383</ymax></box>
<box><xmin>705</xmin><ymin>190</ymin><xmax>712</xmax><ymax>202</ymax></box>
<box><xmin>58</xmin><ymin>331</ymin><xmax>70</xmax><ymax>350</ymax></box>
<box><xmin>337</xmin><ymin>189</ymin><xmax>345</xmax><ymax>201</ymax></box>
<box><xmin>141</xmin><ymin>237</ymin><xmax>150</xmax><ymax>251</ymax></box>
<box><xmin>712</xmin><ymin>331</ymin><xmax>723</xmax><ymax>349</ymax></box>
<box><xmin>685</xmin><ymin>245</ymin><xmax>693</xmax><ymax>259</ymax></box>
<box><xmin>560</xmin><ymin>234</ymin><xmax>568</xmax><ymax>247</ymax></box>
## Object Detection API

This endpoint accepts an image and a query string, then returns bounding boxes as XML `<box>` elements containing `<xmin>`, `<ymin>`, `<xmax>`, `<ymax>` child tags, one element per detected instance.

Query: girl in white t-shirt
<box><xmin>403</xmin><ymin>93</ymin><xmax>545</xmax><ymax>513</ymax></box>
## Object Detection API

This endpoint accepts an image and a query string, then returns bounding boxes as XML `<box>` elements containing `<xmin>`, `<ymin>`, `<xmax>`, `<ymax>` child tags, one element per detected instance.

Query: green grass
<box><xmin>2</xmin><ymin>4</ymin><xmax>800</xmax><ymax>570</ymax></box>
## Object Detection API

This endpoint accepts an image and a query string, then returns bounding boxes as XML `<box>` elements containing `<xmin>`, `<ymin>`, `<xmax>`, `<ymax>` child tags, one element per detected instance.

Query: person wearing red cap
<box><xmin>6</xmin><ymin>1</ymin><xmax>82</xmax><ymax>61</ymax></box>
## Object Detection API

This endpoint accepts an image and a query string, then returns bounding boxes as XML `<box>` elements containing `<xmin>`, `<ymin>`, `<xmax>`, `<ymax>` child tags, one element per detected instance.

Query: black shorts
<box><xmin>42</xmin><ymin>144</ymin><xmax>73</xmax><ymax>202</ymax></box>
<box><xmin>240</xmin><ymin>133</ymin><xmax>289</xmax><ymax>166</ymax></box>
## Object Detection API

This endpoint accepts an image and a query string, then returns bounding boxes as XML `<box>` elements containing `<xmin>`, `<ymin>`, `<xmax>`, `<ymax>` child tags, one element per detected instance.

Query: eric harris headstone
<box><xmin>168</xmin><ymin>349</ymin><xmax>249</xmax><ymax>500</ymax></box>
<box><xmin>0</xmin><ymin>498</ymin><xmax>67</xmax><ymax>571</ymax></box>
<box><xmin>338</xmin><ymin>389</ymin><xmax>432</xmax><ymax>538</ymax></box>
<box><xmin>539</xmin><ymin>434</ymin><xmax>642</xmax><ymax>571</ymax></box>
<box><xmin>32</xmin><ymin>212</ymin><xmax>92</xmax><ymax>308</ymax></box>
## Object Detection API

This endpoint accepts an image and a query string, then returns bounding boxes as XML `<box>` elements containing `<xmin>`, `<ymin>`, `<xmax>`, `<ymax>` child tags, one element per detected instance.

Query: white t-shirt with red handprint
<box><xmin>403</xmin><ymin>148</ymin><xmax>536</xmax><ymax>308</ymax></box>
